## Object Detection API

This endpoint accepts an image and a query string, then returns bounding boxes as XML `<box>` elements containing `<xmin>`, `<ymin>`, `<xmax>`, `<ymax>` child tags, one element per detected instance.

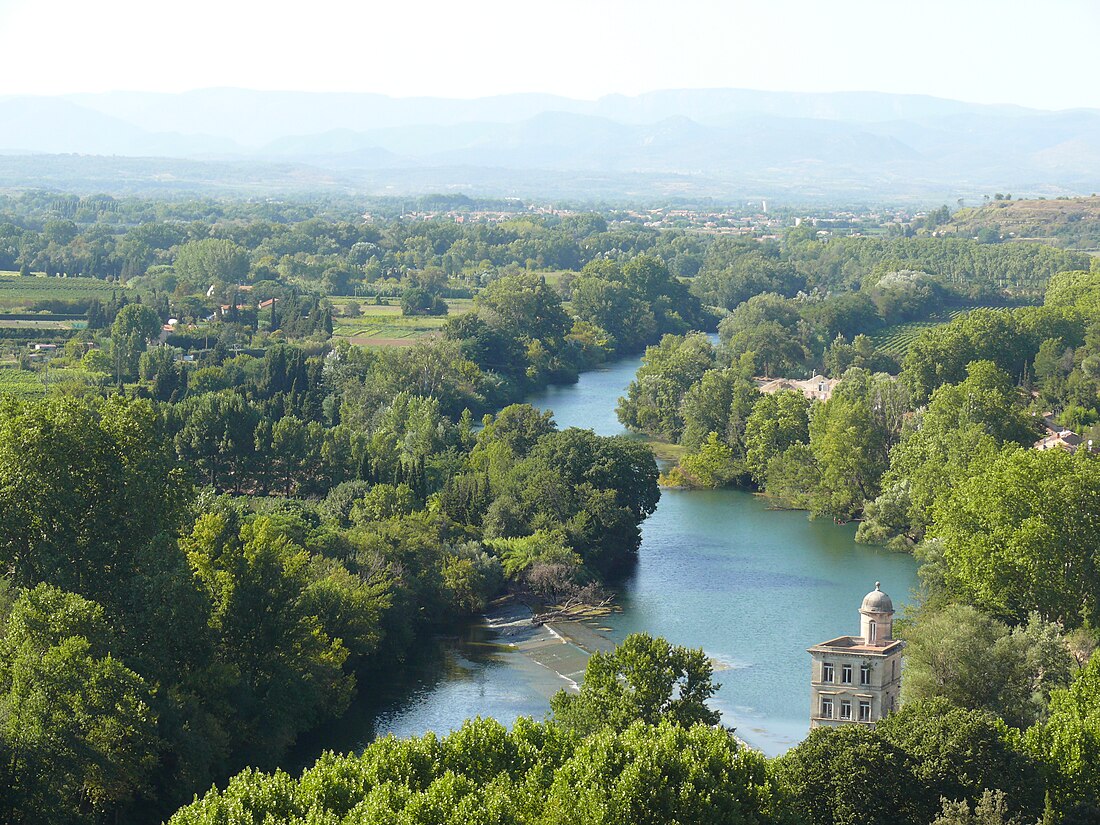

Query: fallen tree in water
<box><xmin>532</xmin><ymin>593</ymin><xmax>617</xmax><ymax>625</ymax></box>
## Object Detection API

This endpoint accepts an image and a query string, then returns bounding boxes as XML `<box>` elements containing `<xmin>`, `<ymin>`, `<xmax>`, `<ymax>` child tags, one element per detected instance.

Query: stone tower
<box><xmin>807</xmin><ymin>583</ymin><xmax>904</xmax><ymax>729</ymax></box>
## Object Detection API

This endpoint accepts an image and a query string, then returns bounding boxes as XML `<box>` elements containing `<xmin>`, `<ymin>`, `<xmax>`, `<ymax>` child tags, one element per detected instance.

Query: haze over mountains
<box><xmin>3</xmin><ymin>88</ymin><xmax>1099</xmax><ymax>201</ymax></box>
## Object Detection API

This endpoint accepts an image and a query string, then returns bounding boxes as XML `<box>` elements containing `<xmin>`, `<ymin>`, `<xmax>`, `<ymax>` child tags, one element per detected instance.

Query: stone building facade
<box><xmin>808</xmin><ymin>583</ymin><xmax>904</xmax><ymax>729</ymax></box>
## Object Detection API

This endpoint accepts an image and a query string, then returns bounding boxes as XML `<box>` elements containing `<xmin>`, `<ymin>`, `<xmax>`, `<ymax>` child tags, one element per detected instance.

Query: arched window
<box><xmin>868</xmin><ymin>621</ymin><xmax>877</xmax><ymax>641</ymax></box>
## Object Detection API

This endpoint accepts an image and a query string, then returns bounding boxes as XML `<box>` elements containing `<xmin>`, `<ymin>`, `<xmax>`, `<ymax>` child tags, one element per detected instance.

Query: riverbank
<box><xmin>483</xmin><ymin>603</ymin><xmax>591</xmax><ymax>694</ymax></box>
<box><xmin>484</xmin><ymin>602</ymin><xmax>762</xmax><ymax>754</ymax></box>
<box><xmin>289</xmin><ymin>346</ymin><xmax>918</xmax><ymax>767</ymax></box>
<box><xmin>519</xmin><ymin>350</ymin><xmax>921</xmax><ymax>757</ymax></box>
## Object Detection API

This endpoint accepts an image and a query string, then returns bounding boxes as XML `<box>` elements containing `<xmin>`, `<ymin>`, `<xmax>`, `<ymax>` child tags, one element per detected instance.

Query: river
<box><xmin>300</xmin><ymin>353</ymin><xmax>920</xmax><ymax>760</ymax></box>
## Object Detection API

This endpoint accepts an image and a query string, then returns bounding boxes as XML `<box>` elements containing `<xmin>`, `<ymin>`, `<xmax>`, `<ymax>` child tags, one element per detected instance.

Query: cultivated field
<box><xmin>872</xmin><ymin>308</ymin><xmax>972</xmax><ymax>358</ymax></box>
<box><xmin>332</xmin><ymin>315</ymin><xmax>448</xmax><ymax>344</ymax></box>
<box><xmin>0</xmin><ymin>273</ymin><xmax>122</xmax><ymax>309</ymax></box>
<box><xmin>0</xmin><ymin>368</ymin><xmax>45</xmax><ymax>398</ymax></box>
<box><xmin>0</xmin><ymin>319</ymin><xmax>88</xmax><ymax>330</ymax></box>
<box><xmin>330</xmin><ymin>298</ymin><xmax>472</xmax><ymax>347</ymax></box>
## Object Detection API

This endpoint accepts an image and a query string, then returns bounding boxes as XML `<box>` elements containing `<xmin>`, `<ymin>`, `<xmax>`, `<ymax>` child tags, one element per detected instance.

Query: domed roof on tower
<box><xmin>860</xmin><ymin>582</ymin><xmax>893</xmax><ymax>613</ymax></box>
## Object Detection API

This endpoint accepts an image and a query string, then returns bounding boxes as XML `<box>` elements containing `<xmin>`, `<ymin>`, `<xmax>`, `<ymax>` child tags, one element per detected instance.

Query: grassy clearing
<box><xmin>445</xmin><ymin>298</ymin><xmax>475</xmax><ymax>312</ymax></box>
<box><xmin>332</xmin><ymin>314</ymin><xmax>449</xmax><ymax>341</ymax></box>
<box><xmin>332</xmin><ymin>301</ymin><xmax>472</xmax><ymax>347</ymax></box>
<box><xmin>642</xmin><ymin>438</ymin><xmax>688</xmax><ymax>461</ymax></box>
<box><xmin>539</xmin><ymin>270</ymin><xmax>576</xmax><ymax>288</ymax></box>
<box><xmin>330</xmin><ymin>299</ymin><xmax>402</xmax><ymax>315</ymax></box>
<box><xmin>332</xmin><ymin>298</ymin><xmax>474</xmax><ymax>314</ymax></box>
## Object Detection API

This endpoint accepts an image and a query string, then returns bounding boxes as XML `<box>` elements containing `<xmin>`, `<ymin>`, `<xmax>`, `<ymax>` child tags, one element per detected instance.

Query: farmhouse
<box><xmin>754</xmin><ymin>374</ymin><xmax>839</xmax><ymax>402</ymax></box>
<box><xmin>1034</xmin><ymin>411</ymin><xmax>1095</xmax><ymax>454</ymax></box>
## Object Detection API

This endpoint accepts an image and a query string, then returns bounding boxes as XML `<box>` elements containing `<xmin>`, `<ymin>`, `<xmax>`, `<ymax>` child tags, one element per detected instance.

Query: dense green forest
<box><xmin>0</xmin><ymin>389</ymin><xmax>664</xmax><ymax>823</ymax></box>
<box><xmin>603</xmin><ymin>226</ymin><xmax>1100</xmax><ymax>824</ymax></box>
<box><xmin>623</xmin><ymin>264</ymin><xmax>1100</xmax><ymax>533</ymax></box>
<box><xmin>1</xmin><ymin>192</ymin><xmax>1098</xmax><ymax>824</ymax></box>
<box><xmin>0</xmin><ymin>191</ymin><xmax>711</xmax><ymax>286</ymax></box>
<box><xmin>165</xmin><ymin>627</ymin><xmax>1099</xmax><ymax>825</ymax></box>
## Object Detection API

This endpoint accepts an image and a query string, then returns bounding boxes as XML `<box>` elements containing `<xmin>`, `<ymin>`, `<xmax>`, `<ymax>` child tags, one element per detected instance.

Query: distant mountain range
<box><xmin>2</xmin><ymin>88</ymin><xmax>1099</xmax><ymax>201</ymax></box>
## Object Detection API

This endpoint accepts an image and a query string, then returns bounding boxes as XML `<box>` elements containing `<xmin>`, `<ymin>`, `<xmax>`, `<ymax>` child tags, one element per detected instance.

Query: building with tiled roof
<box><xmin>754</xmin><ymin>374</ymin><xmax>839</xmax><ymax>403</ymax></box>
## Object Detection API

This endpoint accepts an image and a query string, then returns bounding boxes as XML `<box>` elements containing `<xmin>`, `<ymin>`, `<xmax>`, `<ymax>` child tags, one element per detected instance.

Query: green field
<box><xmin>0</xmin><ymin>368</ymin><xmax>45</xmax><ymax>398</ymax></box>
<box><xmin>872</xmin><ymin>308</ymin><xmax>972</xmax><ymax>358</ymax></box>
<box><xmin>331</xmin><ymin>300</ymin><xmax>472</xmax><ymax>346</ymax></box>
<box><xmin>328</xmin><ymin>297</ymin><xmax>400</xmax><ymax>312</ymax></box>
<box><xmin>332</xmin><ymin>313</ymin><xmax>450</xmax><ymax>342</ymax></box>
<box><xmin>537</xmin><ymin>270</ymin><xmax>575</xmax><ymax>288</ymax></box>
<box><xmin>445</xmin><ymin>298</ymin><xmax>475</xmax><ymax>313</ymax></box>
<box><xmin>0</xmin><ymin>365</ymin><xmax>108</xmax><ymax>397</ymax></box>
<box><xmin>0</xmin><ymin>274</ymin><xmax>122</xmax><ymax>308</ymax></box>
<box><xmin>0</xmin><ymin>319</ymin><xmax>88</xmax><ymax>330</ymax></box>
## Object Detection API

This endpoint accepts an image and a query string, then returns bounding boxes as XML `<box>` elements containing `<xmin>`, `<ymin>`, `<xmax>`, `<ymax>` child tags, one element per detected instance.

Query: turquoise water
<box><xmin>290</xmin><ymin>623</ymin><xmax>566</xmax><ymax>764</ymax></box>
<box><xmin>523</xmin><ymin>356</ymin><xmax>643</xmax><ymax>436</ymax></box>
<box><xmin>601</xmin><ymin>487</ymin><xmax>917</xmax><ymax>753</ymax></box>
<box><xmin>525</xmin><ymin>354</ymin><xmax>920</xmax><ymax>755</ymax></box>
<box><xmin>303</xmin><ymin>353</ymin><xmax>919</xmax><ymax>759</ymax></box>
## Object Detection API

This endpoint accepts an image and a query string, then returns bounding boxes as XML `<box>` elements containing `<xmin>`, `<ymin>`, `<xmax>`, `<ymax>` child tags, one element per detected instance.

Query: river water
<box><xmin>302</xmin><ymin>353</ymin><xmax>919</xmax><ymax>759</ymax></box>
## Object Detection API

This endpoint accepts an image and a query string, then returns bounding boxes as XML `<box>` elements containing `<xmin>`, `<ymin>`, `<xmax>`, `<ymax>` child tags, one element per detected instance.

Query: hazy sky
<box><xmin>1</xmin><ymin>0</ymin><xmax>1096</xmax><ymax>109</ymax></box>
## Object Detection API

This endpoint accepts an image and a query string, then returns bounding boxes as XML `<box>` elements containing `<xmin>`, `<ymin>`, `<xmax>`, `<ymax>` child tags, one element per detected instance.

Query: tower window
<box><xmin>841</xmin><ymin>664</ymin><xmax>852</xmax><ymax>684</ymax></box>
<box><xmin>822</xmin><ymin>662</ymin><xmax>834</xmax><ymax>683</ymax></box>
<box><xmin>821</xmin><ymin>697</ymin><xmax>833</xmax><ymax>718</ymax></box>
<box><xmin>868</xmin><ymin>621</ymin><xmax>877</xmax><ymax>641</ymax></box>
<box><xmin>860</xmin><ymin>664</ymin><xmax>871</xmax><ymax>685</ymax></box>
<box><xmin>859</xmin><ymin>700</ymin><xmax>871</xmax><ymax>722</ymax></box>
